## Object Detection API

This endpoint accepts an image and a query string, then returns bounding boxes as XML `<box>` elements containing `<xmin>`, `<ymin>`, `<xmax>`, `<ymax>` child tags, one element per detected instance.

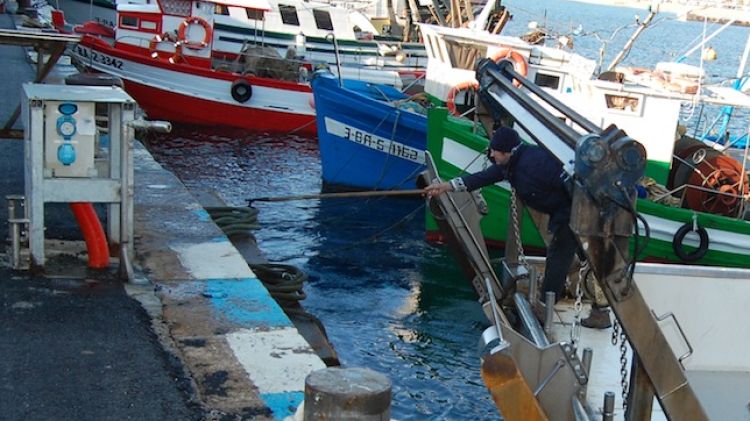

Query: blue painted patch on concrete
<box><xmin>193</xmin><ymin>208</ymin><xmax>211</xmax><ymax>222</ymax></box>
<box><xmin>261</xmin><ymin>391</ymin><xmax>304</xmax><ymax>420</ymax></box>
<box><xmin>211</xmin><ymin>236</ymin><xmax>227</xmax><ymax>243</ymax></box>
<box><xmin>205</xmin><ymin>279</ymin><xmax>292</xmax><ymax>328</ymax></box>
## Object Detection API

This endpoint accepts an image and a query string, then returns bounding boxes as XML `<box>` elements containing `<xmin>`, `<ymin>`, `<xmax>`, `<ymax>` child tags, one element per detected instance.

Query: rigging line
<box><xmin>371</xmin><ymin>110</ymin><xmax>402</xmax><ymax>190</ymax></box>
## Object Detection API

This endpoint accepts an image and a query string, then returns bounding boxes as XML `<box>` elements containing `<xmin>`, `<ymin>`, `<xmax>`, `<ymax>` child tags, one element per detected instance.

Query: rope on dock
<box><xmin>205</xmin><ymin>206</ymin><xmax>260</xmax><ymax>239</ymax></box>
<box><xmin>249</xmin><ymin>263</ymin><xmax>307</xmax><ymax>303</ymax></box>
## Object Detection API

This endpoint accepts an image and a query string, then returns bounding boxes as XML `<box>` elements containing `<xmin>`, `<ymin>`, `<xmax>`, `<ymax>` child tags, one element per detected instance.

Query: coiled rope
<box><xmin>205</xmin><ymin>206</ymin><xmax>260</xmax><ymax>239</ymax></box>
<box><xmin>249</xmin><ymin>263</ymin><xmax>308</xmax><ymax>305</ymax></box>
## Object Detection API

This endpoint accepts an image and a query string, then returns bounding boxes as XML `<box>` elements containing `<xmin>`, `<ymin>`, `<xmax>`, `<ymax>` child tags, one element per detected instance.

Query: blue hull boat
<box><xmin>312</xmin><ymin>72</ymin><xmax>428</xmax><ymax>190</ymax></box>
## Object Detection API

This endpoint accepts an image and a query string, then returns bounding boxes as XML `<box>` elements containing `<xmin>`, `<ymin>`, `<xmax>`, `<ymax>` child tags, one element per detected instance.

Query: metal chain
<box><xmin>510</xmin><ymin>188</ymin><xmax>530</xmax><ymax>271</ymax></box>
<box><xmin>611</xmin><ymin>318</ymin><xmax>619</xmax><ymax>345</ymax></box>
<box><xmin>611</xmin><ymin>320</ymin><xmax>630</xmax><ymax>411</ymax></box>
<box><xmin>570</xmin><ymin>263</ymin><xmax>586</xmax><ymax>350</ymax></box>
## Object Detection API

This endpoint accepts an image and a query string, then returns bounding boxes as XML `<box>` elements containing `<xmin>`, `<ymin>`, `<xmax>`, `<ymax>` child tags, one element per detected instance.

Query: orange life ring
<box><xmin>177</xmin><ymin>16</ymin><xmax>212</xmax><ymax>50</ymax></box>
<box><xmin>490</xmin><ymin>48</ymin><xmax>528</xmax><ymax>87</ymax></box>
<box><xmin>149</xmin><ymin>32</ymin><xmax>177</xmax><ymax>60</ymax></box>
<box><xmin>446</xmin><ymin>80</ymin><xmax>479</xmax><ymax>116</ymax></box>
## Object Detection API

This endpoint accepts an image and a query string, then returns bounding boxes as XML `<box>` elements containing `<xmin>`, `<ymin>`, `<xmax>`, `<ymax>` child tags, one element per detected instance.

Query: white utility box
<box><xmin>22</xmin><ymin>83</ymin><xmax>136</xmax><ymax>267</ymax></box>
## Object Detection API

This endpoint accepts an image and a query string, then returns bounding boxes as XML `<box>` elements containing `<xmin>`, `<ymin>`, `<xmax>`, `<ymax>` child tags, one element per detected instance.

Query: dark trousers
<box><xmin>541</xmin><ymin>223</ymin><xmax>579</xmax><ymax>300</ymax></box>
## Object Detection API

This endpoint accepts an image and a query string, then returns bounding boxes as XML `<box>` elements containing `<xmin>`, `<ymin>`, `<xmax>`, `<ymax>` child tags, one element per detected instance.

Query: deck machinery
<box><xmin>422</xmin><ymin>58</ymin><xmax>715</xmax><ymax>420</ymax></box>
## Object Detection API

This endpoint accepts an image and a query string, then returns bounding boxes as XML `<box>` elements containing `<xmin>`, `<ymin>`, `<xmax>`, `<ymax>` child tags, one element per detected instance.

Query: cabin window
<box><xmin>279</xmin><ymin>5</ymin><xmax>299</xmax><ymax>26</ymax></box>
<box><xmin>161</xmin><ymin>0</ymin><xmax>192</xmax><ymax>17</ymax></box>
<box><xmin>246</xmin><ymin>8</ymin><xmax>264</xmax><ymax>20</ymax></box>
<box><xmin>605</xmin><ymin>93</ymin><xmax>642</xmax><ymax>114</ymax></box>
<box><xmin>423</xmin><ymin>35</ymin><xmax>434</xmax><ymax>58</ymax></box>
<box><xmin>534</xmin><ymin>73</ymin><xmax>560</xmax><ymax>90</ymax></box>
<box><xmin>120</xmin><ymin>15</ymin><xmax>139</xmax><ymax>29</ymax></box>
<box><xmin>214</xmin><ymin>4</ymin><xmax>229</xmax><ymax>15</ymax></box>
<box><xmin>444</xmin><ymin>39</ymin><xmax>482</xmax><ymax>70</ymax></box>
<box><xmin>140</xmin><ymin>20</ymin><xmax>158</xmax><ymax>31</ymax></box>
<box><xmin>430</xmin><ymin>35</ymin><xmax>444</xmax><ymax>63</ymax></box>
<box><xmin>313</xmin><ymin>9</ymin><xmax>333</xmax><ymax>30</ymax></box>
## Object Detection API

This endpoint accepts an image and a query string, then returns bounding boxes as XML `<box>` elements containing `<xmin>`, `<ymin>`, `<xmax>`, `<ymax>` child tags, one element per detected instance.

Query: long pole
<box><xmin>248</xmin><ymin>189</ymin><xmax>426</xmax><ymax>203</ymax></box>
<box><xmin>606</xmin><ymin>10</ymin><xmax>656</xmax><ymax>72</ymax></box>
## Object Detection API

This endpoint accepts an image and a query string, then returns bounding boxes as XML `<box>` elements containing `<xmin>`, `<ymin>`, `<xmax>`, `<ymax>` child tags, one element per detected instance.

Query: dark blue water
<box><xmin>145</xmin><ymin>3</ymin><xmax>750</xmax><ymax>419</ymax></box>
<box><xmin>146</xmin><ymin>129</ymin><xmax>500</xmax><ymax>420</ymax></box>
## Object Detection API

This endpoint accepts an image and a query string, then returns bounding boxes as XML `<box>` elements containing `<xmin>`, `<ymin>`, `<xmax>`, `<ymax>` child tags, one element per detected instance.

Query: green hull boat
<box><xmin>426</xmin><ymin>108</ymin><xmax>750</xmax><ymax>268</ymax></box>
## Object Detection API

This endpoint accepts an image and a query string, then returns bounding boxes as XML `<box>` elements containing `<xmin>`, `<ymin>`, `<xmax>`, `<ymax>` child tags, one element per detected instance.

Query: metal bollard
<box><xmin>544</xmin><ymin>291</ymin><xmax>555</xmax><ymax>333</ymax></box>
<box><xmin>580</xmin><ymin>347</ymin><xmax>593</xmax><ymax>399</ymax></box>
<box><xmin>602</xmin><ymin>391</ymin><xmax>615</xmax><ymax>421</ymax></box>
<box><xmin>304</xmin><ymin>367</ymin><xmax>391</xmax><ymax>420</ymax></box>
<box><xmin>528</xmin><ymin>268</ymin><xmax>539</xmax><ymax>304</ymax></box>
<box><xmin>6</xmin><ymin>195</ymin><xmax>29</xmax><ymax>270</ymax></box>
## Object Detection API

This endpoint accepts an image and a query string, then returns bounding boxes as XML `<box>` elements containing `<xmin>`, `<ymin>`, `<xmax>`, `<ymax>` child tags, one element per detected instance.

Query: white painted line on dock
<box><xmin>171</xmin><ymin>241</ymin><xmax>255</xmax><ymax>279</ymax></box>
<box><xmin>228</xmin><ymin>327</ymin><xmax>326</xmax><ymax>419</ymax></box>
<box><xmin>228</xmin><ymin>327</ymin><xmax>325</xmax><ymax>392</ymax></box>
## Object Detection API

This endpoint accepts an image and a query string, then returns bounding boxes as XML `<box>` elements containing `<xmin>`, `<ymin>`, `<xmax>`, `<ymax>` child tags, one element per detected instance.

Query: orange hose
<box><xmin>69</xmin><ymin>202</ymin><xmax>110</xmax><ymax>268</ymax></box>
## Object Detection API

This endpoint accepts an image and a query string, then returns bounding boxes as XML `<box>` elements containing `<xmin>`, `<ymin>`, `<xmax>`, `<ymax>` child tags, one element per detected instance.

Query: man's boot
<box><xmin>581</xmin><ymin>306</ymin><xmax>611</xmax><ymax>329</ymax></box>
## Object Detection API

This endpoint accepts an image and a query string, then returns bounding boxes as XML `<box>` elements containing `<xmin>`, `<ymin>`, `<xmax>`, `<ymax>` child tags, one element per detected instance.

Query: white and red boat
<box><xmin>69</xmin><ymin>0</ymin><xmax>318</xmax><ymax>135</ymax></box>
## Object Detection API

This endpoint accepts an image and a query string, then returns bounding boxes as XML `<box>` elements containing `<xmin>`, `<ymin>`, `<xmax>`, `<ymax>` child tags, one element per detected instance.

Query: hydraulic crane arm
<box><xmin>473</xmin><ymin>58</ymin><xmax>709</xmax><ymax>420</ymax></box>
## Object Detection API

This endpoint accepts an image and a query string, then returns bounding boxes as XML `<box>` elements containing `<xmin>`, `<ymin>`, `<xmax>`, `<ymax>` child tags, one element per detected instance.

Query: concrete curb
<box><xmin>132</xmin><ymin>144</ymin><xmax>325</xmax><ymax>419</ymax></box>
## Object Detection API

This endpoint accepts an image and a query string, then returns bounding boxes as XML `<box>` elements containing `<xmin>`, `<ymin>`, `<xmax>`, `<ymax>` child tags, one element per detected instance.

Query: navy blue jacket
<box><xmin>461</xmin><ymin>144</ymin><xmax>571</xmax><ymax>232</ymax></box>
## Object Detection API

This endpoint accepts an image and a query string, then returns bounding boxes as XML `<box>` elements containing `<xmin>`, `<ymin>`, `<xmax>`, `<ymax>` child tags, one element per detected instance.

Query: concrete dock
<box><xmin>0</xmin><ymin>11</ymin><xmax>324</xmax><ymax>420</ymax></box>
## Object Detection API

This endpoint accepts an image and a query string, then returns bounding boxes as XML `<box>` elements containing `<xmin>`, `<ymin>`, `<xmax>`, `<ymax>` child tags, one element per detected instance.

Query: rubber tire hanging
<box><xmin>231</xmin><ymin>79</ymin><xmax>252</xmax><ymax>103</ymax></box>
<box><xmin>672</xmin><ymin>222</ymin><xmax>709</xmax><ymax>262</ymax></box>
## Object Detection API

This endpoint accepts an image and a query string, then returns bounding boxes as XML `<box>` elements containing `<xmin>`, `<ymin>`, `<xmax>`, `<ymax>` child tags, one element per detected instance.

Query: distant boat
<box><xmin>70</xmin><ymin>0</ymin><xmax>318</xmax><ymax>134</ymax></box>
<box><xmin>57</xmin><ymin>0</ymin><xmax>427</xmax><ymax>87</ymax></box>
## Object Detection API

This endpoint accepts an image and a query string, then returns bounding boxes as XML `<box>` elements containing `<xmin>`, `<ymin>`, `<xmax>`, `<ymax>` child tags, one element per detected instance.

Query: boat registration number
<box><xmin>324</xmin><ymin>117</ymin><xmax>424</xmax><ymax>164</ymax></box>
<box><xmin>73</xmin><ymin>45</ymin><xmax>124</xmax><ymax>70</ymax></box>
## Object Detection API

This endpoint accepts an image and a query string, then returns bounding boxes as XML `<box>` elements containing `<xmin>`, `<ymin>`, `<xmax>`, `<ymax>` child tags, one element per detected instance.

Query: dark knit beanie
<box><xmin>490</xmin><ymin>127</ymin><xmax>521</xmax><ymax>152</ymax></box>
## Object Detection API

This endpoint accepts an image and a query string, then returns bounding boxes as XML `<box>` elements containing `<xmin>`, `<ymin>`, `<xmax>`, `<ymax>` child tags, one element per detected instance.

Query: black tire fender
<box><xmin>231</xmin><ymin>79</ymin><xmax>252</xmax><ymax>103</ymax></box>
<box><xmin>672</xmin><ymin>222</ymin><xmax>709</xmax><ymax>262</ymax></box>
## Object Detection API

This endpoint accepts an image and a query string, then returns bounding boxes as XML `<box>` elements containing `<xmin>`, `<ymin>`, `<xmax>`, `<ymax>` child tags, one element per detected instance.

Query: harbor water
<box><xmin>144</xmin><ymin>2</ymin><xmax>750</xmax><ymax>419</ymax></box>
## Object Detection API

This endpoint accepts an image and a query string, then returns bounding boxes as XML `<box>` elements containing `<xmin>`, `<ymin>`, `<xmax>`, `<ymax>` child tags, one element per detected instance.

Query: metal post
<box><xmin>544</xmin><ymin>290</ymin><xmax>555</xmax><ymax>333</ymax></box>
<box><xmin>6</xmin><ymin>195</ymin><xmax>28</xmax><ymax>270</ymax></box>
<box><xmin>26</xmin><ymin>98</ymin><xmax>45</xmax><ymax>268</ymax></box>
<box><xmin>304</xmin><ymin>367</ymin><xmax>391</xmax><ymax>420</ymax></box>
<box><xmin>603</xmin><ymin>391</ymin><xmax>615</xmax><ymax>421</ymax></box>
<box><xmin>580</xmin><ymin>347</ymin><xmax>593</xmax><ymax>400</ymax></box>
<box><xmin>528</xmin><ymin>265</ymin><xmax>539</xmax><ymax>304</ymax></box>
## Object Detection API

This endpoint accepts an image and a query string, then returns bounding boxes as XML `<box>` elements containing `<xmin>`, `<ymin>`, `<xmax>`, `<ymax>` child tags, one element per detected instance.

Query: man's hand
<box><xmin>424</xmin><ymin>182</ymin><xmax>453</xmax><ymax>198</ymax></box>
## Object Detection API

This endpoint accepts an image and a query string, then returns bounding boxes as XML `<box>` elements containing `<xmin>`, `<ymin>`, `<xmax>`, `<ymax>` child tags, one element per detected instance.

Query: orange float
<box><xmin>178</xmin><ymin>16</ymin><xmax>212</xmax><ymax>50</ymax></box>
<box><xmin>446</xmin><ymin>80</ymin><xmax>479</xmax><ymax>116</ymax></box>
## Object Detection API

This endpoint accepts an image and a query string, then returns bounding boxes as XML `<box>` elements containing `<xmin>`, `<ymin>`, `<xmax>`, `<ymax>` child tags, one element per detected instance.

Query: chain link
<box><xmin>619</xmin><ymin>328</ymin><xmax>630</xmax><ymax>411</ymax></box>
<box><xmin>611</xmin><ymin>319</ymin><xmax>619</xmax><ymax>345</ymax></box>
<box><xmin>510</xmin><ymin>188</ymin><xmax>530</xmax><ymax>272</ymax></box>
<box><xmin>611</xmin><ymin>320</ymin><xmax>630</xmax><ymax>411</ymax></box>
<box><xmin>570</xmin><ymin>263</ymin><xmax>586</xmax><ymax>350</ymax></box>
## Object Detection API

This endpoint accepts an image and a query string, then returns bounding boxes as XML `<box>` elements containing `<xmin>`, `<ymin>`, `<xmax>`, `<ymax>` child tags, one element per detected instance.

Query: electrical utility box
<box><xmin>22</xmin><ymin>83</ymin><xmax>136</xmax><ymax>267</ymax></box>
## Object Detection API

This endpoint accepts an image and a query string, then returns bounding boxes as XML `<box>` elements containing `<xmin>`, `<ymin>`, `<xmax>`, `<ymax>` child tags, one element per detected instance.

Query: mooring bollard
<box><xmin>304</xmin><ymin>367</ymin><xmax>391</xmax><ymax>420</ymax></box>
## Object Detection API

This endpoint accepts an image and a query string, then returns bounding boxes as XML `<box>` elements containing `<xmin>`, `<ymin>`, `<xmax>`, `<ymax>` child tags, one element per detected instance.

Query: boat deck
<box><xmin>549</xmin><ymin>300</ymin><xmax>667</xmax><ymax>420</ymax></box>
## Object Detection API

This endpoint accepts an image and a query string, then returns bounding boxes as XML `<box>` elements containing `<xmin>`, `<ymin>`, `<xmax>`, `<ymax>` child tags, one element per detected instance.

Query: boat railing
<box><xmin>650</xmin><ymin>181</ymin><xmax>750</xmax><ymax>220</ymax></box>
<box><xmin>220</xmin><ymin>45</ymin><xmax>318</xmax><ymax>83</ymax></box>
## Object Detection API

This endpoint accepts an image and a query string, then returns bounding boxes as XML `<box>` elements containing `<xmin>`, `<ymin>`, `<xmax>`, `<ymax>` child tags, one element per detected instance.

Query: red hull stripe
<box><xmin>123</xmin><ymin>79</ymin><xmax>317</xmax><ymax>136</ymax></box>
